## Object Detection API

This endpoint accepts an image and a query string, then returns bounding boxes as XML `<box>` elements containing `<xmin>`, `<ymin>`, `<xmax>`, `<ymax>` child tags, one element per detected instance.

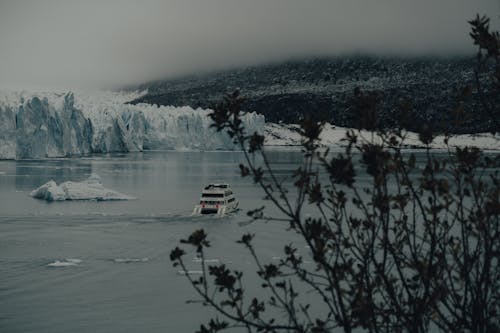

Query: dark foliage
<box><xmin>171</xmin><ymin>16</ymin><xmax>500</xmax><ymax>333</ymax></box>
<box><xmin>468</xmin><ymin>14</ymin><xmax>500</xmax><ymax>133</ymax></box>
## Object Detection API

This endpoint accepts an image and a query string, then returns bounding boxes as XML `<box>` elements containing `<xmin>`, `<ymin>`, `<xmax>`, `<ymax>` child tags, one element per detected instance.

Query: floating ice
<box><xmin>192</xmin><ymin>256</ymin><xmax>219</xmax><ymax>263</ymax></box>
<box><xmin>113</xmin><ymin>258</ymin><xmax>149</xmax><ymax>263</ymax></box>
<box><xmin>65</xmin><ymin>258</ymin><xmax>82</xmax><ymax>263</ymax></box>
<box><xmin>31</xmin><ymin>173</ymin><xmax>135</xmax><ymax>202</ymax></box>
<box><xmin>47</xmin><ymin>258</ymin><xmax>82</xmax><ymax>267</ymax></box>
<box><xmin>177</xmin><ymin>270</ymin><xmax>203</xmax><ymax>275</ymax></box>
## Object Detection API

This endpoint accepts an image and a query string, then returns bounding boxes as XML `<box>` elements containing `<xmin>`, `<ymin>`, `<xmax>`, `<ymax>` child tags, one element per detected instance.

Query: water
<box><xmin>0</xmin><ymin>151</ymin><xmax>308</xmax><ymax>333</ymax></box>
<box><xmin>2</xmin><ymin>149</ymin><xmax>492</xmax><ymax>332</ymax></box>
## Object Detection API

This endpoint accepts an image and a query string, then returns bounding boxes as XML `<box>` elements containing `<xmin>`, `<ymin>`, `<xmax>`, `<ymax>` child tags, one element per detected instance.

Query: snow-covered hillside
<box><xmin>0</xmin><ymin>90</ymin><xmax>265</xmax><ymax>159</ymax></box>
<box><xmin>265</xmin><ymin>123</ymin><xmax>500</xmax><ymax>151</ymax></box>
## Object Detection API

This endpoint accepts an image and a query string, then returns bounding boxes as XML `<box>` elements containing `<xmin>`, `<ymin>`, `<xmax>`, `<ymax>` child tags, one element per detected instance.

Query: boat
<box><xmin>193</xmin><ymin>183</ymin><xmax>238</xmax><ymax>215</ymax></box>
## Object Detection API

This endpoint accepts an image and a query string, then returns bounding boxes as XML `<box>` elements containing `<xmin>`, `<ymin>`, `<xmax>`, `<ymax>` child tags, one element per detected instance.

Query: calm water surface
<box><xmin>1</xmin><ymin>149</ymin><xmax>476</xmax><ymax>332</ymax></box>
<box><xmin>0</xmin><ymin>151</ymin><xmax>310</xmax><ymax>333</ymax></box>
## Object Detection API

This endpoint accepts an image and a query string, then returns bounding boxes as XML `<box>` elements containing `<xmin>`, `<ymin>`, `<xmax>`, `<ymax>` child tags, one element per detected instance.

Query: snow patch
<box><xmin>265</xmin><ymin>123</ymin><xmax>500</xmax><ymax>151</ymax></box>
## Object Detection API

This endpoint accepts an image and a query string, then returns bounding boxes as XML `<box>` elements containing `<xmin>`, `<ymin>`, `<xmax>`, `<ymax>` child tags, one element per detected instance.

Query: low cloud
<box><xmin>0</xmin><ymin>0</ymin><xmax>498</xmax><ymax>89</ymax></box>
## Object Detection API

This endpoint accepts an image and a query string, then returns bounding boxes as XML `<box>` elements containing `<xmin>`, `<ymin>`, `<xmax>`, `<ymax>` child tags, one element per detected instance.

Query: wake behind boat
<box><xmin>193</xmin><ymin>183</ymin><xmax>238</xmax><ymax>216</ymax></box>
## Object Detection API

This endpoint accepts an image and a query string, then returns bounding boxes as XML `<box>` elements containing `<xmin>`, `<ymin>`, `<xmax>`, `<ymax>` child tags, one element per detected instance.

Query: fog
<box><xmin>0</xmin><ymin>0</ymin><xmax>498</xmax><ymax>89</ymax></box>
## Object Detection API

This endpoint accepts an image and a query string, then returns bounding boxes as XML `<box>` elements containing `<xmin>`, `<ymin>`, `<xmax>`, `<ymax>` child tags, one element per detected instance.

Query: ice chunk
<box><xmin>47</xmin><ymin>258</ymin><xmax>82</xmax><ymax>267</ymax></box>
<box><xmin>30</xmin><ymin>180</ymin><xmax>67</xmax><ymax>201</ymax></box>
<box><xmin>31</xmin><ymin>173</ymin><xmax>135</xmax><ymax>201</ymax></box>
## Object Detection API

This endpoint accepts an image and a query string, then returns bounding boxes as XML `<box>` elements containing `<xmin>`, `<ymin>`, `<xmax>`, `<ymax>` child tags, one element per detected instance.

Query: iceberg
<box><xmin>0</xmin><ymin>90</ymin><xmax>265</xmax><ymax>159</ymax></box>
<box><xmin>30</xmin><ymin>174</ymin><xmax>135</xmax><ymax>201</ymax></box>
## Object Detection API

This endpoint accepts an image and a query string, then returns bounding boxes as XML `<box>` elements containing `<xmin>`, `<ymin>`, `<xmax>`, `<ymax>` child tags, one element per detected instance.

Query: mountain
<box><xmin>129</xmin><ymin>56</ymin><xmax>497</xmax><ymax>134</ymax></box>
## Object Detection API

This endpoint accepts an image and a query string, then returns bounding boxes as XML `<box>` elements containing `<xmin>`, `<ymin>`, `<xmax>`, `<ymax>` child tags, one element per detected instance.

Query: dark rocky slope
<box><xmin>130</xmin><ymin>56</ymin><xmax>498</xmax><ymax>134</ymax></box>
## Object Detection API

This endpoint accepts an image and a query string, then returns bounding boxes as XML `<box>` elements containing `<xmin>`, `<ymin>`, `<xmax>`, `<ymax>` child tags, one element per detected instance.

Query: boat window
<box><xmin>228</xmin><ymin>198</ymin><xmax>235</xmax><ymax>203</ymax></box>
<box><xmin>225</xmin><ymin>191</ymin><xmax>232</xmax><ymax>196</ymax></box>
<box><xmin>202</xmin><ymin>193</ymin><xmax>224</xmax><ymax>198</ymax></box>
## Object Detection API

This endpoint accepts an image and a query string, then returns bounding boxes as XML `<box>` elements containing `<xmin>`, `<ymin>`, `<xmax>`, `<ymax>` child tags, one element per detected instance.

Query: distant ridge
<box><xmin>130</xmin><ymin>56</ymin><xmax>498</xmax><ymax>134</ymax></box>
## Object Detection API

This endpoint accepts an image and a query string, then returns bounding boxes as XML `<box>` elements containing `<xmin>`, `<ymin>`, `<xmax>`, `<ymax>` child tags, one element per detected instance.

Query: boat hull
<box><xmin>193</xmin><ymin>201</ymin><xmax>238</xmax><ymax>216</ymax></box>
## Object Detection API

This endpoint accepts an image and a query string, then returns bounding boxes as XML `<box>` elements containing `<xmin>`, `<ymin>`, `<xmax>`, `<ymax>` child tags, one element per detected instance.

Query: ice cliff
<box><xmin>0</xmin><ymin>91</ymin><xmax>265</xmax><ymax>159</ymax></box>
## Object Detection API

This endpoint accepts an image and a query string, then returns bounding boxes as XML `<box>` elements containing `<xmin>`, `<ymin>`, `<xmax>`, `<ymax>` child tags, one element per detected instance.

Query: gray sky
<box><xmin>0</xmin><ymin>0</ymin><xmax>498</xmax><ymax>89</ymax></box>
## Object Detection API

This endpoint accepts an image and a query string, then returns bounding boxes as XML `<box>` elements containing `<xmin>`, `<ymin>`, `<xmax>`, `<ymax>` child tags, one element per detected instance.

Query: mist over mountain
<box><xmin>131</xmin><ymin>56</ymin><xmax>494</xmax><ymax>134</ymax></box>
<box><xmin>0</xmin><ymin>0</ymin><xmax>497</xmax><ymax>89</ymax></box>
<box><xmin>1</xmin><ymin>1</ymin><xmax>498</xmax><ymax>132</ymax></box>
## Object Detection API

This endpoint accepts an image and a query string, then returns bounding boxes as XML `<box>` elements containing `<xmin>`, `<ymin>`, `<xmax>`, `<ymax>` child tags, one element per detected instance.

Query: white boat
<box><xmin>193</xmin><ymin>183</ymin><xmax>238</xmax><ymax>216</ymax></box>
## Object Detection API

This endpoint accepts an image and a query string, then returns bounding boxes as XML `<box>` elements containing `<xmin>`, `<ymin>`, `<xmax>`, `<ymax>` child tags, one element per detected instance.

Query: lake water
<box><xmin>2</xmin><ymin>149</ymin><xmax>492</xmax><ymax>332</ymax></box>
<box><xmin>0</xmin><ymin>150</ymin><xmax>315</xmax><ymax>333</ymax></box>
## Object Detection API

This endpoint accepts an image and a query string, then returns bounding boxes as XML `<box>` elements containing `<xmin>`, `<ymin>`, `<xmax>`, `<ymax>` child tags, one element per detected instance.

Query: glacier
<box><xmin>1</xmin><ymin>90</ymin><xmax>498</xmax><ymax>160</ymax></box>
<box><xmin>0</xmin><ymin>90</ymin><xmax>265</xmax><ymax>159</ymax></box>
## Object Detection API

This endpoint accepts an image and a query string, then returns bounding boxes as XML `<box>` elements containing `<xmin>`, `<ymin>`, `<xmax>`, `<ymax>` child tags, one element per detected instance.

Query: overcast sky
<box><xmin>0</xmin><ymin>0</ymin><xmax>498</xmax><ymax>89</ymax></box>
